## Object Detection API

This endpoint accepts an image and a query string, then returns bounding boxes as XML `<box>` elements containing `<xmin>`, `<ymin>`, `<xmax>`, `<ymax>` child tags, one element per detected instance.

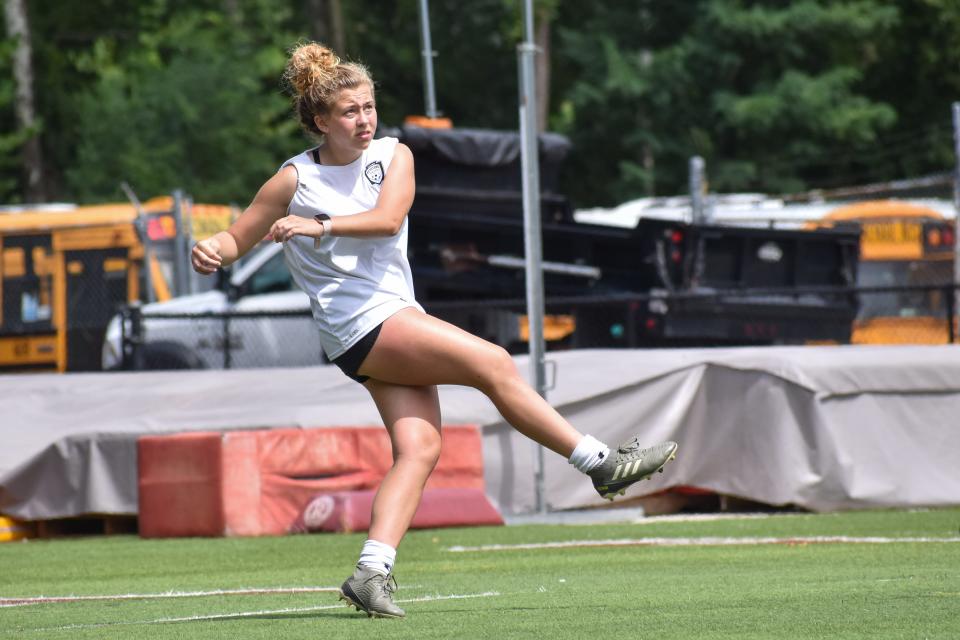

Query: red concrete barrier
<box><xmin>138</xmin><ymin>425</ymin><xmax>498</xmax><ymax>538</ymax></box>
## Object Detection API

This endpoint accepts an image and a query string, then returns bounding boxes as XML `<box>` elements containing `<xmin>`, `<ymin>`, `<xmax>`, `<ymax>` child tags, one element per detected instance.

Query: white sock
<box><xmin>357</xmin><ymin>539</ymin><xmax>397</xmax><ymax>576</ymax></box>
<box><xmin>568</xmin><ymin>434</ymin><xmax>611</xmax><ymax>474</ymax></box>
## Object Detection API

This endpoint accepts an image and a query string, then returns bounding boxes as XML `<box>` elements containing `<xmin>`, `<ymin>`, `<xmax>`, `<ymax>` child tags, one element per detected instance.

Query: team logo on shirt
<box><xmin>364</xmin><ymin>161</ymin><xmax>384</xmax><ymax>185</ymax></box>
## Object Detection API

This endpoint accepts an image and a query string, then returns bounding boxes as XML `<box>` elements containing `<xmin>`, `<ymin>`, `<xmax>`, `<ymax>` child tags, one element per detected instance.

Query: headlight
<box><xmin>101</xmin><ymin>315</ymin><xmax>123</xmax><ymax>370</ymax></box>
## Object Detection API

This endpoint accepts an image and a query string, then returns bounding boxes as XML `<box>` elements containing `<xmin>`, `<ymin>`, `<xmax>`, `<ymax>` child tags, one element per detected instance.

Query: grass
<box><xmin>2</xmin><ymin>508</ymin><xmax>959</xmax><ymax>639</ymax></box>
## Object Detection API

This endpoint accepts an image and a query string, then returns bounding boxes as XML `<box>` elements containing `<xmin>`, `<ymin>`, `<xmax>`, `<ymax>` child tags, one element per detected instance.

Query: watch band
<box><xmin>313</xmin><ymin>214</ymin><xmax>332</xmax><ymax>249</ymax></box>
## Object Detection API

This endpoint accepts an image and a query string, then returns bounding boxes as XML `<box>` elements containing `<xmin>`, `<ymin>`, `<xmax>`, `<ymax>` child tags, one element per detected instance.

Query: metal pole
<box><xmin>953</xmin><ymin>102</ymin><xmax>960</xmax><ymax>284</ymax></box>
<box><xmin>120</xmin><ymin>182</ymin><xmax>155</xmax><ymax>304</ymax></box>
<box><xmin>417</xmin><ymin>0</ymin><xmax>438</xmax><ymax>119</ymax></box>
<box><xmin>171</xmin><ymin>190</ymin><xmax>189</xmax><ymax>297</ymax></box>
<box><xmin>689</xmin><ymin>155</ymin><xmax>706</xmax><ymax>224</ymax></box>
<box><xmin>952</xmin><ymin>102</ymin><xmax>960</xmax><ymax>342</ymax></box>
<box><xmin>518</xmin><ymin>0</ymin><xmax>548</xmax><ymax>514</ymax></box>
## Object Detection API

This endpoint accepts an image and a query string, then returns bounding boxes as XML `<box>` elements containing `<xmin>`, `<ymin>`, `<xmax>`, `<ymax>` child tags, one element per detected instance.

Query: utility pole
<box><xmin>417</xmin><ymin>0</ymin><xmax>439</xmax><ymax>119</ymax></box>
<box><xmin>951</xmin><ymin>102</ymin><xmax>960</xmax><ymax>341</ymax></box>
<box><xmin>518</xmin><ymin>0</ymin><xmax>548</xmax><ymax>514</ymax></box>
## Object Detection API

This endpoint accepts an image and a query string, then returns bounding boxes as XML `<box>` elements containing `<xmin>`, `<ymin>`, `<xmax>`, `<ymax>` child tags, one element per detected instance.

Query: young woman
<box><xmin>191</xmin><ymin>42</ymin><xmax>678</xmax><ymax>619</ymax></box>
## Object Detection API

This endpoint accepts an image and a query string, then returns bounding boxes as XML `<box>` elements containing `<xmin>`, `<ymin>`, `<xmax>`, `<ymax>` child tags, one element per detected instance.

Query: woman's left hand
<box><xmin>269</xmin><ymin>214</ymin><xmax>322</xmax><ymax>243</ymax></box>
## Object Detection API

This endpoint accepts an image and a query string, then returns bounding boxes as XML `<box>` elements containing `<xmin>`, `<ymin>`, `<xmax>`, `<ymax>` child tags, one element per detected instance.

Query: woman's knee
<box><xmin>474</xmin><ymin>344</ymin><xmax>522</xmax><ymax>394</ymax></box>
<box><xmin>393</xmin><ymin>423</ymin><xmax>442</xmax><ymax>470</ymax></box>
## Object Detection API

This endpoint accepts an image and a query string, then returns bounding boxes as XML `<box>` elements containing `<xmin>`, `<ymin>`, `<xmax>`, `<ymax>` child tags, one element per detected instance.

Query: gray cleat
<box><xmin>338</xmin><ymin>565</ymin><xmax>405</xmax><ymax>618</ymax></box>
<box><xmin>588</xmin><ymin>438</ymin><xmax>678</xmax><ymax>500</ymax></box>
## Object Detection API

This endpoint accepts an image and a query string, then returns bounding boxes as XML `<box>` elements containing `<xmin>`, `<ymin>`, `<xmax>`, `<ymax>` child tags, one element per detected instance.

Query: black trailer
<box><xmin>389</xmin><ymin>125</ymin><xmax>860</xmax><ymax>349</ymax></box>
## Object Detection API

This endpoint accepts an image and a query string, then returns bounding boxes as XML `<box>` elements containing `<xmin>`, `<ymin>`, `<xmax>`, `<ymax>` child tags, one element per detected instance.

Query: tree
<box><xmin>304</xmin><ymin>0</ymin><xmax>345</xmax><ymax>52</ymax></box>
<box><xmin>7</xmin><ymin>0</ymin><xmax>960</xmax><ymax>208</ymax></box>
<box><xmin>861</xmin><ymin>0</ymin><xmax>960</xmax><ymax>181</ymax></box>
<box><xmin>343</xmin><ymin>0</ymin><xmax>518</xmax><ymax>128</ymax></box>
<box><xmin>552</xmin><ymin>1</ymin><xmax>901</xmax><ymax>205</ymax></box>
<box><xmin>3</xmin><ymin>0</ymin><xmax>44</xmax><ymax>202</ymax></box>
<box><xmin>0</xmin><ymin>35</ymin><xmax>30</xmax><ymax>202</ymax></box>
<box><xmin>63</xmin><ymin>4</ymin><xmax>302</xmax><ymax>204</ymax></box>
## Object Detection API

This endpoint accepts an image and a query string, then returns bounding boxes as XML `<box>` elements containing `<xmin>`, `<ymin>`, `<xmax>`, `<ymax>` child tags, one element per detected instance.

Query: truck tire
<box><xmin>138</xmin><ymin>341</ymin><xmax>206</xmax><ymax>370</ymax></box>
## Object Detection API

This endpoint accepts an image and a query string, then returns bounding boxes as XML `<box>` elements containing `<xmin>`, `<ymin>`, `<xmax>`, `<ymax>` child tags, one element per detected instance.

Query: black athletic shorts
<box><xmin>331</xmin><ymin>323</ymin><xmax>383</xmax><ymax>384</ymax></box>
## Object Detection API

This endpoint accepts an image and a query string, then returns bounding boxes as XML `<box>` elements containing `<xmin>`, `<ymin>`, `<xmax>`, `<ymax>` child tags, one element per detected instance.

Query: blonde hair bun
<box><xmin>286</xmin><ymin>42</ymin><xmax>341</xmax><ymax>97</ymax></box>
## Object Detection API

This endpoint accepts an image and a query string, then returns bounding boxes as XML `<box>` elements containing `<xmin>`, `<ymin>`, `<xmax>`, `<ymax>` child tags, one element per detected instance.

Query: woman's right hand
<box><xmin>191</xmin><ymin>237</ymin><xmax>223</xmax><ymax>275</ymax></box>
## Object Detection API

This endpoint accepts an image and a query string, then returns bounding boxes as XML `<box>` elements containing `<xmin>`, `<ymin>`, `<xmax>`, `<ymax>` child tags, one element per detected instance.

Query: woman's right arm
<box><xmin>191</xmin><ymin>166</ymin><xmax>298</xmax><ymax>274</ymax></box>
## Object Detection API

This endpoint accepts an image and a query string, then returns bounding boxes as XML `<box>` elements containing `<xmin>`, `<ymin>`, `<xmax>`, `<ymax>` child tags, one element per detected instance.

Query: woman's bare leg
<box><xmin>359</xmin><ymin>308</ymin><xmax>582</xmax><ymax>457</ymax></box>
<box><xmin>363</xmin><ymin>378</ymin><xmax>442</xmax><ymax>548</ymax></box>
<box><xmin>337</xmin><ymin>380</ymin><xmax>439</xmax><ymax>617</ymax></box>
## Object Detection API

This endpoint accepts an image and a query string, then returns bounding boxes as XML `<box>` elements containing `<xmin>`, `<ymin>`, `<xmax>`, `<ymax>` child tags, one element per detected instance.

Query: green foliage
<box><xmin>342</xmin><ymin>0</ymin><xmax>519</xmax><ymax>129</ymax></box>
<box><xmin>63</xmin><ymin>4</ymin><xmax>301</xmax><ymax>204</ymax></box>
<box><xmin>5</xmin><ymin>0</ymin><xmax>960</xmax><ymax>206</ymax></box>
<box><xmin>553</xmin><ymin>1</ymin><xmax>905</xmax><ymax>204</ymax></box>
<box><xmin>859</xmin><ymin>0</ymin><xmax>960</xmax><ymax>180</ymax></box>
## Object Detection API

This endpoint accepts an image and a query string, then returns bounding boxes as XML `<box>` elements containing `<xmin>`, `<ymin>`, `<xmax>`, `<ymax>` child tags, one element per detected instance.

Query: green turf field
<box><xmin>2</xmin><ymin>508</ymin><xmax>959</xmax><ymax>639</ymax></box>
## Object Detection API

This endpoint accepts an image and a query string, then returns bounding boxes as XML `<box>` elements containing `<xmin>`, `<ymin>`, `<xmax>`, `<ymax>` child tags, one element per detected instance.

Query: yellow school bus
<box><xmin>813</xmin><ymin>200</ymin><xmax>955</xmax><ymax>344</ymax></box>
<box><xmin>0</xmin><ymin>197</ymin><xmax>235</xmax><ymax>372</ymax></box>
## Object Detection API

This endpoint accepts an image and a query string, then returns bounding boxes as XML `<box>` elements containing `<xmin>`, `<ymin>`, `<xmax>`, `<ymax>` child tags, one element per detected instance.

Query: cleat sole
<box><xmin>369</xmin><ymin>611</ymin><xmax>404</xmax><ymax>619</ymax></box>
<box><xmin>339</xmin><ymin>590</ymin><xmax>363</xmax><ymax>612</ymax></box>
<box><xmin>338</xmin><ymin>587</ymin><xmax>404</xmax><ymax>619</ymax></box>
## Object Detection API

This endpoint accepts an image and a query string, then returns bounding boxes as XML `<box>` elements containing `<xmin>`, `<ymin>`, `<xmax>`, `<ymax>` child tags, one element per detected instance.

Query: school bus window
<box><xmin>3</xmin><ymin>247</ymin><xmax>26</xmax><ymax>277</ymax></box>
<box><xmin>857</xmin><ymin>260</ymin><xmax>951</xmax><ymax>320</ymax></box>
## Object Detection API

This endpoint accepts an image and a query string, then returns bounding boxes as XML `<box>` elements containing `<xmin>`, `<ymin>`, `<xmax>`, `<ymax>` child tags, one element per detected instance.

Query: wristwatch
<box><xmin>313</xmin><ymin>214</ymin><xmax>332</xmax><ymax>249</ymax></box>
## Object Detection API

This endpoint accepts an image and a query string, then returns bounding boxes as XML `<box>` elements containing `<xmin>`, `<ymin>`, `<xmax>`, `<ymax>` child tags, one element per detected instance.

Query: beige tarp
<box><xmin>2</xmin><ymin>345</ymin><xmax>960</xmax><ymax>519</ymax></box>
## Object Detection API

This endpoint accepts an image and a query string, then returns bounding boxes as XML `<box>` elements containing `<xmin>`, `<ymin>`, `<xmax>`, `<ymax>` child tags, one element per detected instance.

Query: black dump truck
<box><xmin>394</xmin><ymin>125</ymin><xmax>860</xmax><ymax>350</ymax></box>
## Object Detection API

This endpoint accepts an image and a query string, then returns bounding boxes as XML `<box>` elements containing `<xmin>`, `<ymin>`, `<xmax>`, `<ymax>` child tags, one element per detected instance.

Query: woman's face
<box><xmin>315</xmin><ymin>84</ymin><xmax>377</xmax><ymax>158</ymax></box>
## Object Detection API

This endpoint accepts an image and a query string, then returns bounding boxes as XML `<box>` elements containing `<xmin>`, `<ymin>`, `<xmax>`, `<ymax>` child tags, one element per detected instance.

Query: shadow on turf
<box><xmin>238</xmin><ymin>603</ymin><xmax>568</xmax><ymax>622</ymax></box>
<box><xmin>230</xmin><ymin>610</ymin><xmax>439</xmax><ymax>621</ymax></box>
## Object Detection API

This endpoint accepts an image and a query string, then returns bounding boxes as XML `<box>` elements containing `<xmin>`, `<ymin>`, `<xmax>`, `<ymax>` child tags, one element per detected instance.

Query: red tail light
<box><xmin>671</xmin><ymin>230</ymin><xmax>684</xmax><ymax>244</ymax></box>
<box><xmin>943</xmin><ymin>227</ymin><xmax>955</xmax><ymax>247</ymax></box>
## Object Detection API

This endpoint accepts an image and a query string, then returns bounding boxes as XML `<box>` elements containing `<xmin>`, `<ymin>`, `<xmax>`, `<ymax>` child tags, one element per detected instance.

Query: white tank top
<box><xmin>280</xmin><ymin>136</ymin><xmax>423</xmax><ymax>360</ymax></box>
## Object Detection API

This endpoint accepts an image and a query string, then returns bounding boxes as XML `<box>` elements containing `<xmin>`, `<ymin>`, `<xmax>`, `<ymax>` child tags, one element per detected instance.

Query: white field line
<box><xmin>446</xmin><ymin>536</ymin><xmax>960</xmax><ymax>552</ymax></box>
<box><xmin>0</xmin><ymin>586</ymin><xmax>339</xmax><ymax>608</ymax></box>
<box><xmin>22</xmin><ymin>591</ymin><xmax>502</xmax><ymax>633</ymax></box>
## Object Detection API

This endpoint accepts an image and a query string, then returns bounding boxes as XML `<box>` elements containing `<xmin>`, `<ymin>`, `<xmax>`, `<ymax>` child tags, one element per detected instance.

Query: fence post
<box><xmin>121</xmin><ymin>304</ymin><xmax>144</xmax><ymax>370</ymax></box>
<box><xmin>948</xmin><ymin>285</ymin><xmax>956</xmax><ymax>344</ymax></box>
<box><xmin>223</xmin><ymin>313</ymin><xmax>232</xmax><ymax>370</ymax></box>
<box><xmin>171</xmin><ymin>190</ymin><xmax>191</xmax><ymax>297</ymax></box>
<box><xmin>119</xmin><ymin>306</ymin><xmax>128</xmax><ymax>369</ymax></box>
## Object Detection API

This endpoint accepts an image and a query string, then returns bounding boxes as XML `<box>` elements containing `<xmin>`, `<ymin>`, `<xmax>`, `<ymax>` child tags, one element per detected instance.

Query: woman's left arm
<box><xmin>325</xmin><ymin>143</ymin><xmax>416</xmax><ymax>237</ymax></box>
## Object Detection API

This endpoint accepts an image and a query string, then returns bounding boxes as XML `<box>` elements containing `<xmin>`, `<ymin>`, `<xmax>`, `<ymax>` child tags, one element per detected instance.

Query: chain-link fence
<box><xmin>115</xmin><ymin>282</ymin><xmax>960</xmax><ymax>371</ymax></box>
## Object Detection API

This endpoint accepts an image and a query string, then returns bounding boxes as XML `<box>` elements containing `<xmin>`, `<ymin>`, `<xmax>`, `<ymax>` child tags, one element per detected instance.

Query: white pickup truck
<box><xmin>101</xmin><ymin>241</ymin><xmax>322</xmax><ymax>370</ymax></box>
